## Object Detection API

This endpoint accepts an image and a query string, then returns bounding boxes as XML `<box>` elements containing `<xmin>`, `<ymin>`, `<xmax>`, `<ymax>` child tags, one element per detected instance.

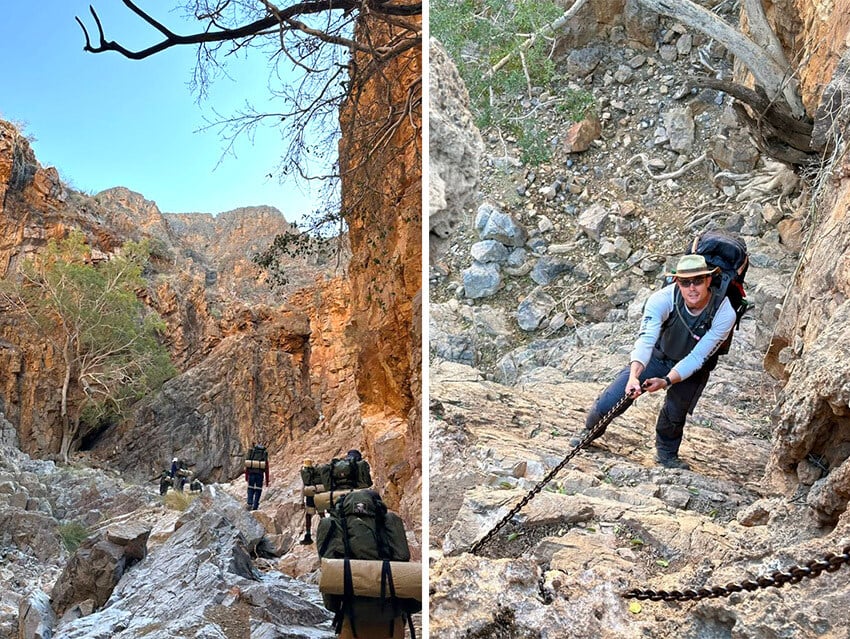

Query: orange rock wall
<box><xmin>756</xmin><ymin>0</ymin><xmax>850</xmax><ymax>114</ymax></box>
<box><xmin>758</xmin><ymin>1</ymin><xmax>850</xmax><ymax>508</ymax></box>
<box><xmin>338</xmin><ymin>13</ymin><xmax>422</xmax><ymax>521</ymax></box>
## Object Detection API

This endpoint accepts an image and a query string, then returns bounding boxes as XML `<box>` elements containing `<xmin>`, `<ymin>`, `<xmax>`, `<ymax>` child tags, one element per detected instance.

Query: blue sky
<box><xmin>0</xmin><ymin>1</ymin><xmax>330</xmax><ymax>221</ymax></box>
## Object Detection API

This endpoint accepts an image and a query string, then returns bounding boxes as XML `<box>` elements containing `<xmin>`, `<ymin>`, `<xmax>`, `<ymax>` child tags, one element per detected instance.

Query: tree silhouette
<box><xmin>77</xmin><ymin>0</ymin><xmax>422</xmax><ymax>246</ymax></box>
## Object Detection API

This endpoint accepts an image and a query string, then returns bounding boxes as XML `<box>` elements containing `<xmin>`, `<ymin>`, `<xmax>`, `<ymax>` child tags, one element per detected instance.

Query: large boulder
<box><xmin>429</xmin><ymin>38</ymin><xmax>484</xmax><ymax>262</ymax></box>
<box><xmin>52</xmin><ymin>487</ymin><xmax>333</xmax><ymax>638</ymax></box>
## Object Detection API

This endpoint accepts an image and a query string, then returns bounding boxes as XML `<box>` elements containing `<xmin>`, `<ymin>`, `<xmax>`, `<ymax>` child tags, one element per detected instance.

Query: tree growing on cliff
<box><xmin>0</xmin><ymin>231</ymin><xmax>176</xmax><ymax>462</ymax></box>
<box><xmin>76</xmin><ymin>0</ymin><xmax>422</xmax><ymax>282</ymax></box>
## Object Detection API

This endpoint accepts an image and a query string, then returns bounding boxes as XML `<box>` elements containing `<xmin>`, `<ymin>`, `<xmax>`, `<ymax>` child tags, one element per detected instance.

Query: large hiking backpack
<box><xmin>300</xmin><ymin>464</ymin><xmax>323</xmax><ymax>488</ymax></box>
<box><xmin>244</xmin><ymin>444</ymin><xmax>268</xmax><ymax>471</ymax></box>
<box><xmin>318</xmin><ymin>490</ymin><xmax>410</xmax><ymax>561</ymax></box>
<box><xmin>317</xmin><ymin>490</ymin><xmax>418</xmax><ymax>637</ymax></box>
<box><xmin>686</xmin><ymin>229</ymin><xmax>752</xmax><ymax>358</ymax></box>
<box><xmin>318</xmin><ymin>457</ymin><xmax>373</xmax><ymax>492</ymax></box>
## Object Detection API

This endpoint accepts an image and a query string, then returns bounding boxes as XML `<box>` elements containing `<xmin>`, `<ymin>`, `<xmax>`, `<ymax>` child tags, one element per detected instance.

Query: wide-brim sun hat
<box><xmin>666</xmin><ymin>254</ymin><xmax>719</xmax><ymax>278</ymax></box>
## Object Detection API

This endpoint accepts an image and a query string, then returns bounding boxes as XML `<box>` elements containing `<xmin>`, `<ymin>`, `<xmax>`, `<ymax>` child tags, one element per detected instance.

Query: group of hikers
<box><xmin>158</xmin><ymin>457</ymin><xmax>203</xmax><ymax>495</ymax></box>
<box><xmin>160</xmin><ymin>442</ymin><xmax>420</xmax><ymax>638</ymax></box>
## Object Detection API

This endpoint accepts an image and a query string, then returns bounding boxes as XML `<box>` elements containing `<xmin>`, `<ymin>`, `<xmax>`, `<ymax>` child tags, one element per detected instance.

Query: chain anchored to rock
<box><xmin>622</xmin><ymin>545</ymin><xmax>850</xmax><ymax>602</ymax></box>
<box><xmin>466</xmin><ymin>384</ymin><xmax>850</xmax><ymax>602</ymax></box>
<box><xmin>469</xmin><ymin>391</ymin><xmax>633</xmax><ymax>555</ymax></box>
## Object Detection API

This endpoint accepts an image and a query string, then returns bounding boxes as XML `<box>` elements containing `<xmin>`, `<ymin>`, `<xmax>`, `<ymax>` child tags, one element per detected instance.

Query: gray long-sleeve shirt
<box><xmin>630</xmin><ymin>284</ymin><xmax>736</xmax><ymax>380</ymax></box>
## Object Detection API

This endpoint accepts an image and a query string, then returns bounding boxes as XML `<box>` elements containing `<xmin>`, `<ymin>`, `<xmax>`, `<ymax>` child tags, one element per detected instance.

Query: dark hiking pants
<box><xmin>247</xmin><ymin>471</ymin><xmax>264</xmax><ymax>510</ymax></box>
<box><xmin>584</xmin><ymin>358</ymin><xmax>711</xmax><ymax>457</ymax></box>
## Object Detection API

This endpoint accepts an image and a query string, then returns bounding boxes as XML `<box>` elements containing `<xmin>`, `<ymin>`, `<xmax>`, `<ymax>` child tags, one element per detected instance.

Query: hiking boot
<box><xmin>656</xmin><ymin>455</ymin><xmax>690</xmax><ymax>470</ymax></box>
<box><xmin>299</xmin><ymin>534</ymin><xmax>313</xmax><ymax>545</ymax></box>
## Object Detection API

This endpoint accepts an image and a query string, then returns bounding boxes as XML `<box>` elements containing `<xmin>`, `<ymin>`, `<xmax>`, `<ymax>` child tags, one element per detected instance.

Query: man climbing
<box><xmin>244</xmin><ymin>442</ymin><xmax>270</xmax><ymax>510</ymax></box>
<box><xmin>576</xmin><ymin>254</ymin><xmax>736</xmax><ymax>470</ymax></box>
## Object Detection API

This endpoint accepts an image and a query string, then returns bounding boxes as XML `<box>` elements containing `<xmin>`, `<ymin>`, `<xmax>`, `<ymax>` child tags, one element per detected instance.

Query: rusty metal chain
<box><xmin>463</xmin><ymin>379</ymin><xmax>850</xmax><ymax>601</ymax></box>
<box><xmin>469</xmin><ymin>391</ymin><xmax>634</xmax><ymax>555</ymax></box>
<box><xmin>622</xmin><ymin>545</ymin><xmax>850</xmax><ymax>601</ymax></box>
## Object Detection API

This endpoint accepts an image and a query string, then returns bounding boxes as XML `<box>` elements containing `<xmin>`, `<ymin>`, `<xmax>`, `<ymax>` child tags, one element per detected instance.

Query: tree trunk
<box><xmin>636</xmin><ymin>0</ymin><xmax>806</xmax><ymax>118</ymax></box>
<box><xmin>60</xmin><ymin>338</ymin><xmax>73</xmax><ymax>463</ymax></box>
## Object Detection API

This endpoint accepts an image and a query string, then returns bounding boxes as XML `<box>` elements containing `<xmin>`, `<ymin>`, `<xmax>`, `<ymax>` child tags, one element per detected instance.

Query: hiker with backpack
<box><xmin>300</xmin><ymin>458</ymin><xmax>320</xmax><ymax>545</ymax></box>
<box><xmin>170</xmin><ymin>457</ymin><xmax>191</xmax><ymax>491</ymax></box>
<box><xmin>158</xmin><ymin>470</ymin><xmax>172</xmax><ymax>496</ymax></box>
<box><xmin>575</xmin><ymin>250</ymin><xmax>741</xmax><ymax>470</ymax></box>
<box><xmin>317</xmin><ymin>489</ymin><xmax>421</xmax><ymax>638</ymax></box>
<box><xmin>244</xmin><ymin>443</ymin><xmax>270</xmax><ymax>510</ymax></box>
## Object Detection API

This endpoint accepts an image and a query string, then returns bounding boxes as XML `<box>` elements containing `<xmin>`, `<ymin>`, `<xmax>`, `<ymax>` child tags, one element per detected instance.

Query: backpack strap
<box><xmin>379</xmin><ymin>560</ymin><xmax>401</xmax><ymax>636</ymax></box>
<box><xmin>328</xmin><ymin>460</ymin><xmax>336</xmax><ymax>492</ymax></box>
<box><xmin>338</xmin><ymin>504</ymin><xmax>358</xmax><ymax>638</ymax></box>
<box><xmin>342</xmin><ymin>557</ymin><xmax>356</xmax><ymax>637</ymax></box>
<box><xmin>318</xmin><ymin>520</ymin><xmax>336</xmax><ymax>557</ymax></box>
<box><xmin>671</xmin><ymin>286</ymin><xmax>723</xmax><ymax>336</ymax></box>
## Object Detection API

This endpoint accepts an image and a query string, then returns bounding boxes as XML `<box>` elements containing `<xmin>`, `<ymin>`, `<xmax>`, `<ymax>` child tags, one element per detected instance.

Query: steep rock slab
<box><xmin>52</xmin><ymin>487</ymin><xmax>333</xmax><ymax>639</ymax></box>
<box><xmin>97</xmin><ymin>306</ymin><xmax>314</xmax><ymax>483</ymax></box>
<box><xmin>429</xmin><ymin>360</ymin><xmax>850</xmax><ymax>638</ymax></box>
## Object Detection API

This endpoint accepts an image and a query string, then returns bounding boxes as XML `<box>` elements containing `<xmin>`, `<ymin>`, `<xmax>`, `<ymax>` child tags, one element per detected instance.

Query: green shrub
<box><xmin>163</xmin><ymin>490</ymin><xmax>197</xmax><ymax>511</ymax></box>
<box><xmin>59</xmin><ymin>521</ymin><xmax>90</xmax><ymax>553</ymax></box>
<box><xmin>556</xmin><ymin>89</ymin><xmax>596</xmax><ymax>122</ymax></box>
<box><xmin>432</xmin><ymin>0</ymin><xmax>596</xmax><ymax>165</ymax></box>
<box><xmin>513</xmin><ymin>120</ymin><xmax>553</xmax><ymax>165</ymax></box>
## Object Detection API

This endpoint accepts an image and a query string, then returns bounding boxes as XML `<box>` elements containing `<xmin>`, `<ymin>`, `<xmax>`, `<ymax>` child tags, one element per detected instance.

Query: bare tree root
<box><xmin>733</xmin><ymin>160</ymin><xmax>800</xmax><ymax>202</ymax></box>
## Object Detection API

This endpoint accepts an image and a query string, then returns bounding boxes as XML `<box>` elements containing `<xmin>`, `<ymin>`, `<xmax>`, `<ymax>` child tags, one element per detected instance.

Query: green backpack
<box><xmin>245</xmin><ymin>444</ymin><xmax>268</xmax><ymax>471</ymax></box>
<box><xmin>317</xmin><ymin>490</ymin><xmax>410</xmax><ymax>561</ymax></box>
<box><xmin>319</xmin><ymin>458</ymin><xmax>372</xmax><ymax>491</ymax></box>
<box><xmin>316</xmin><ymin>490</ymin><xmax>418</xmax><ymax>636</ymax></box>
<box><xmin>300</xmin><ymin>465</ymin><xmax>323</xmax><ymax>487</ymax></box>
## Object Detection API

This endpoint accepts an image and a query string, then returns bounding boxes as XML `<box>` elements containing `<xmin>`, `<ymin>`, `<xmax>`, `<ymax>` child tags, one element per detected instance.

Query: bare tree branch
<box><xmin>76</xmin><ymin>0</ymin><xmax>421</xmax><ymax>60</ymax></box>
<box><xmin>636</xmin><ymin>0</ymin><xmax>806</xmax><ymax>118</ymax></box>
<box><xmin>683</xmin><ymin>75</ymin><xmax>815</xmax><ymax>162</ymax></box>
<box><xmin>484</xmin><ymin>0</ymin><xmax>590</xmax><ymax>79</ymax></box>
<box><xmin>740</xmin><ymin>0</ymin><xmax>782</xmax><ymax>65</ymax></box>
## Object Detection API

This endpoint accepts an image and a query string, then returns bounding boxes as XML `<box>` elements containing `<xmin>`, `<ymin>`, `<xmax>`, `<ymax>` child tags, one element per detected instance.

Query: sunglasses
<box><xmin>676</xmin><ymin>275</ymin><xmax>708</xmax><ymax>288</ymax></box>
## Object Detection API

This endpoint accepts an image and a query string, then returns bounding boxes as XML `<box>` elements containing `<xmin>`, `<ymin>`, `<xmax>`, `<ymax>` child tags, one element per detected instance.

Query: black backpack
<box><xmin>245</xmin><ymin>444</ymin><xmax>268</xmax><ymax>471</ymax></box>
<box><xmin>686</xmin><ymin>230</ymin><xmax>752</xmax><ymax>358</ymax></box>
<box><xmin>317</xmin><ymin>490</ymin><xmax>418</xmax><ymax>637</ymax></box>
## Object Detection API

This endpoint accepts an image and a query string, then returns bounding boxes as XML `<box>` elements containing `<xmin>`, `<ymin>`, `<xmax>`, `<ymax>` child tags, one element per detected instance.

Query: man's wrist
<box><xmin>663</xmin><ymin>375</ymin><xmax>672</xmax><ymax>388</ymax></box>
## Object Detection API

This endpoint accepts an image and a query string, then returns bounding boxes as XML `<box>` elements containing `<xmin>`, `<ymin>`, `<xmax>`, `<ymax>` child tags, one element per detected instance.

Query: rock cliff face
<box><xmin>338</xmin><ymin>13</ymin><xmax>423</xmax><ymax>523</ymax></box>
<box><xmin>0</xmin><ymin>108</ymin><xmax>421</xmax><ymax>524</ymax></box>
<box><xmin>0</xmin><ymin>130</ymin><xmax>319</xmax><ymax>471</ymax></box>
<box><xmin>759</xmin><ymin>1</ymin><xmax>850</xmax><ymax>521</ymax></box>
<box><xmin>429</xmin><ymin>39</ymin><xmax>484</xmax><ymax>262</ymax></box>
